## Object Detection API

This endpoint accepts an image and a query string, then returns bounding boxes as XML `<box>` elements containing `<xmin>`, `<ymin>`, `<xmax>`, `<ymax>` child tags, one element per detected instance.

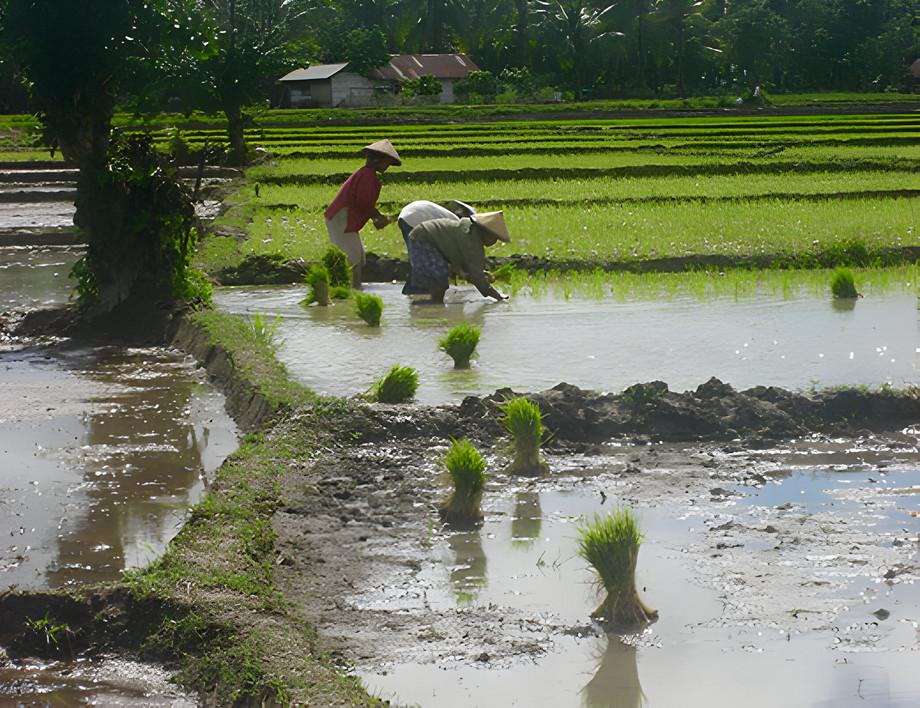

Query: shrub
<box><xmin>373</xmin><ymin>365</ymin><xmax>418</xmax><ymax>403</ymax></box>
<box><xmin>303</xmin><ymin>264</ymin><xmax>330</xmax><ymax>306</ymax></box>
<box><xmin>439</xmin><ymin>323</ymin><xmax>480</xmax><ymax>368</ymax></box>
<box><xmin>354</xmin><ymin>292</ymin><xmax>383</xmax><ymax>326</ymax></box>
<box><xmin>439</xmin><ymin>438</ymin><xmax>487</xmax><ymax>526</ymax></box>
<box><xmin>499</xmin><ymin>396</ymin><xmax>549</xmax><ymax>475</ymax></box>
<box><xmin>322</xmin><ymin>247</ymin><xmax>351</xmax><ymax>288</ymax></box>
<box><xmin>831</xmin><ymin>268</ymin><xmax>859</xmax><ymax>299</ymax></box>
<box><xmin>577</xmin><ymin>509</ymin><xmax>657</xmax><ymax>630</ymax></box>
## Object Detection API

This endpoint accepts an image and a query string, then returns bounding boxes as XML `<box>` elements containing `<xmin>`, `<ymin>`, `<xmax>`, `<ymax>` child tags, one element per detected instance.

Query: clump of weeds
<box><xmin>831</xmin><ymin>267</ymin><xmax>860</xmax><ymax>299</ymax></box>
<box><xmin>577</xmin><ymin>508</ymin><xmax>658</xmax><ymax>631</ymax></box>
<box><xmin>354</xmin><ymin>292</ymin><xmax>383</xmax><ymax>326</ymax></box>
<box><xmin>439</xmin><ymin>323</ymin><xmax>480</xmax><ymax>368</ymax></box>
<box><xmin>25</xmin><ymin>613</ymin><xmax>73</xmax><ymax>654</ymax></box>
<box><xmin>245</xmin><ymin>312</ymin><xmax>283</xmax><ymax>349</ymax></box>
<box><xmin>500</xmin><ymin>396</ymin><xmax>549</xmax><ymax>475</ymax></box>
<box><xmin>322</xmin><ymin>246</ymin><xmax>351</xmax><ymax>288</ymax></box>
<box><xmin>439</xmin><ymin>437</ymin><xmax>487</xmax><ymax>526</ymax></box>
<box><xmin>303</xmin><ymin>264</ymin><xmax>330</xmax><ymax>306</ymax></box>
<box><xmin>372</xmin><ymin>364</ymin><xmax>418</xmax><ymax>403</ymax></box>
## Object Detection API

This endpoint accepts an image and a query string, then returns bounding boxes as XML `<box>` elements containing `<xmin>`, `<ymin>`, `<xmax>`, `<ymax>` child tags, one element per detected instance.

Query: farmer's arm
<box><xmin>461</xmin><ymin>241</ymin><xmax>507</xmax><ymax>300</ymax></box>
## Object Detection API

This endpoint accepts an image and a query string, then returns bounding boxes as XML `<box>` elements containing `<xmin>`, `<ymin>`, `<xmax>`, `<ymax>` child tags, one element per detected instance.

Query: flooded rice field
<box><xmin>214</xmin><ymin>282</ymin><xmax>920</xmax><ymax>404</ymax></box>
<box><xmin>339</xmin><ymin>438</ymin><xmax>920</xmax><ymax>707</ymax></box>
<box><xmin>0</xmin><ymin>248</ymin><xmax>77</xmax><ymax>312</ymax></box>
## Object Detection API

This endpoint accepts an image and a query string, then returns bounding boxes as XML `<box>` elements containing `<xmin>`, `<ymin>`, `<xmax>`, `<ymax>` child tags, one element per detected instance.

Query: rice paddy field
<box><xmin>192</xmin><ymin>111</ymin><xmax>919</xmax><ymax>273</ymax></box>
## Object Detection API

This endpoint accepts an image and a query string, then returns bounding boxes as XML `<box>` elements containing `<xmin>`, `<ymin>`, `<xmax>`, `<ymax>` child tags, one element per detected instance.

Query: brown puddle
<box><xmin>351</xmin><ymin>443</ymin><xmax>920</xmax><ymax>707</ymax></box>
<box><xmin>213</xmin><ymin>283</ymin><xmax>920</xmax><ymax>404</ymax></box>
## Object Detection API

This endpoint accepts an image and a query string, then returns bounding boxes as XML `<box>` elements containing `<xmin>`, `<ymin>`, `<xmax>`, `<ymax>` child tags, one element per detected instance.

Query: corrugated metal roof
<box><xmin>373</xmin><ymin>54</ymin><xmax>480</xmax><ymax>81</ymax></box>
<box><xmin>279</xmin><ymin>63</ymin><xmax>349</xmax><ymax>82</ymax></box>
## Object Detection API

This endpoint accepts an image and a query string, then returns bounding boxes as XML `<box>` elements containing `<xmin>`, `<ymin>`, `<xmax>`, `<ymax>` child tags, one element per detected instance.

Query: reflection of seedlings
<box><xmin>372</xmin><ymin>364</ymin><xmax>418</xmax><ymax>403</ymax></box>
<box><xmin>500</xmin><ymin>397</ymin><xmax>550</xmax><ymax>476</ymax></box>
<box><xmin>831</xmin><ymin>267</ymin><xmax>860</xmax><ymax>299</ymax></box>
<box><xmin>511</xmin><ymin>491</ymin><xmax>542</xmax><ymax>547</ymax></box>
<box><xmin>581</xmin><ymin>637</ymin><xmax>645</xmax><ymax>708</ymax></box>
<box><xmin>322</xmin><ymin>246</ymin><xmax>351</xmax><ymax>288</ymax></box>
<box><xmin>354</xmin><ymin>292</ymin><xmax>383</xmax><ymax>326</ymax></box>
<box><xmin>439</xmin><ymin>323</ymin><xmax>480</xmax><ymax>369</ymax></box>
<box><xmin>439</xmin><ymin>438</ymin><xmax>487</xmax><ymax>526</ymax></box>
<box><xmin>448</xmin><ymin>531</ymin><xmax>487</xmax><ymax>604</ymax></box>
<box><xmin>303</xmin><ymin>264</ymin><xmax>330</xmax><ymax>306</ymax></box>
<box><xmin>578</xmin><ymin>509</ymin><xmax>658</xmax><ymax>631</ymax></box>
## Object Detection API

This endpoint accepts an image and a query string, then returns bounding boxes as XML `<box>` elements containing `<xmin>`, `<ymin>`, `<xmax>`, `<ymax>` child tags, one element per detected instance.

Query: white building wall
<box><xmin>331</xmin><ymin>73</ymin><xmax>377</xmax><ymax>106</ymax></box>
<box><xmin>439</xmin><ymin>79</ymin><xmax>455</xmax><ymax>104</ymax></box>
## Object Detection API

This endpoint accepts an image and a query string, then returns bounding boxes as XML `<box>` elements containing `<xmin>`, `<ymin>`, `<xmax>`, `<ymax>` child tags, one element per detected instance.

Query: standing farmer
<box><xmin>404</xmin><ymin>211</ymin><xmax>510</xmax><ymax>302</ymax></box>
<box><xmin>325</xmin><ymin>139</ymin><xmax>401</xmax><ymax>287</ymax></box>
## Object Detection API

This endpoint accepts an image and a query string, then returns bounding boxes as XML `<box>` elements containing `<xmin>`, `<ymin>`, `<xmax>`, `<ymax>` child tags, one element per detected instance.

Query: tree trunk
<box><xmin>225</xmin><ymin>104</ymin><xmax>248</xmax><ymax>166</ymax></box>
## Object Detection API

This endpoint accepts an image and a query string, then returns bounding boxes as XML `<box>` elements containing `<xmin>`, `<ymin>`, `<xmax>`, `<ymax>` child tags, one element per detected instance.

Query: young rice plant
<box><xmin>577</xmin><ymin>508</ymin><xmax>658</xmax><ymax>630</ymax></box>
<box><xmin>355</xmin><ymin>292</ymin><xmax>384</xmax><ymax>326</ymax></box>
<box><xmin>500</xmin><ymin>396</ymin><xmax>549</xmax><ymax>475</ymax></box>
<box><xmin>831</xmin><ymin>267</ymin><xmax>860</xmax><ymax>299</ymax></box>
<box><xmin>304</xmin><ymin>263</ymin><xmax>330</xmax><ymax>306</ymax></box>
<box><xmin>439</xmin><ymin>437</ymin><xmax>487</xmax><ymax>526</ymax></box>
<box><xmin>373</xmin><ymin>364</ymin><xmax>418</xmax><ymax>403</ymax></box>
<box><xmin>439</xmin><ymin>323</ymin><xmax>480</xmax><ymax>368</ymax></box>
<box><xmin>322</xmin><ymin>246</ymin><xmax>351</xmax><ymax>288</ymax></box>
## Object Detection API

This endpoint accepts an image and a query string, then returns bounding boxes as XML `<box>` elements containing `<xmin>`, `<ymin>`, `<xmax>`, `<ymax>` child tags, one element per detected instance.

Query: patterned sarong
<box><xmin>403</xmin><ymin>239</ymin><xmax>449</xmax><ymax>295</ymax></box>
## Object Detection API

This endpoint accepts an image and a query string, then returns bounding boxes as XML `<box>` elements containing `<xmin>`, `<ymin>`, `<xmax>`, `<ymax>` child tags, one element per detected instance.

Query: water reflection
<box><xmin>511</xmin><ymin>491</ymin><xmax>542</xmax><ymax>548</ymax></box>
<box><xmin>447</xmin><ymin>531</ymin><xmax>488</xmax><ymax>604</ymax></box>
<box><xmin>830</xmin><ymin>298</ymin><xmax>858</xmax><ymax>313</ymax></box>
<box><xmin>581</xmin><ymin>637</ymin><xmax>645</xmax><ymax>708</ymax></box>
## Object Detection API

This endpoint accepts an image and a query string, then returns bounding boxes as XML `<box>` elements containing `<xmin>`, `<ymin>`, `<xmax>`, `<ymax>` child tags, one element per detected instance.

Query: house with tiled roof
<box><xmin>279</xmin><ymin>54</ymin><xmax>479</xmax><ymax>108</ymax></box>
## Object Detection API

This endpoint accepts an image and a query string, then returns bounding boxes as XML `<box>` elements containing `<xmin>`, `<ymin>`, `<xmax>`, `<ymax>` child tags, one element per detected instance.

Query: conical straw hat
<box><xmin>473</xmin><ymin>211</ymin><xmax>511</xmax><ymax>242</ymax></box>
<box><xmin>362</xmin><ymin>139</ymin><xmax>402</xmax><ymax>166</ymax></box>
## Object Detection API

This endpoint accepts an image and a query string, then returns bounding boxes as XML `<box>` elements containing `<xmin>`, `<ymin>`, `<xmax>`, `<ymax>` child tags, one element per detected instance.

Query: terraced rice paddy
<box><xmin>198</xmin><ymin>113</ymin><xmax>919</xmax><ymax>272</ymax></box>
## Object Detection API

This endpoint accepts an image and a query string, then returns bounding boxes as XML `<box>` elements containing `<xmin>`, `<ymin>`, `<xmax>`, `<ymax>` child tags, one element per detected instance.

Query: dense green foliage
<box><xmin>439</xmin><ymin>323</ymin><xmax>481</xmax><ymax>368</ymax></box>
<box><xmin>440</xmin><ymin>438</ymin><xmax>488</xmax><ymax>525</ymax></box>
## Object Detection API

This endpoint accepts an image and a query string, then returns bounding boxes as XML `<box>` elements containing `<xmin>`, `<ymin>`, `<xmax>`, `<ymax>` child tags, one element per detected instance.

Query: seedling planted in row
<box><xmin>322</xmin><ymin>246</ymin><xmax>351</xmax><ymax>288</ymax></box>
<box><xmin>304</xmin><ymin>264</ymin><xmax>330</xmax><ymax>306</ymax></box>
<box><xmin>355</xmin><ymin>292</ymin><xmax>383</xmax><ymax>326</ymax></box>
<box><xmin>577</xmin><ymin>508</ymin><xmax>658</xmax><ymax>631</ymax></box>
<box><xmin>500</xmin><ymin>396</ymin><xmax>549</xmax><ymax>475</ymax></box>
<box><xmin>831</xmin><ymin>267</ymin><xmax>860</xmax><ymax>299</ymax></box>
<box><xmin>439</xmin><ymin>323</ymin><xmax>480</xmax><ymax>368</ymax></box>
<box><xmin>440</xmin><ymin>438</ymin><xmax>487</xmax><ymax>526</ymax></box>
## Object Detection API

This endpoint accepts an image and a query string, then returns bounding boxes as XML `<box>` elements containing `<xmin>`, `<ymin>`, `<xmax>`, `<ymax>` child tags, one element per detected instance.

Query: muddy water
<box><xmin>214</xmin><ymin>283</ymin><xmax>920</xmax><ymax>404</ymax></box>
<box><xmin>0</xmin><ymin>344</ymin><xmax>238</xmax><ymax>588</ymax></box>
<box><xmin>358</xmin><ymin>454</ymin><xmax>920</xmax><ymax>707</ymax></box>
<box><xmin>0</xmin><ymin>248</ymin><xmax>77</xmax><ymax>311</ymax></box>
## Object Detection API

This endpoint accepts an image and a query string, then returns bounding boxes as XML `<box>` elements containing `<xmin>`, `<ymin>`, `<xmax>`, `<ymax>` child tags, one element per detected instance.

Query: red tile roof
<box><xmin>372</xmin><ymin>54</ymin><xmax>479</xmax><ymax>81</ymax></box>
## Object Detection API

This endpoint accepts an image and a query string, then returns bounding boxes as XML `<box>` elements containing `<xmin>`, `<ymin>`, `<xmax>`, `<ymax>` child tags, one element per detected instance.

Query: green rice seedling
<box><xmin>245</xmin><ymin>312</ymin><xmax>282</xmax><ymax>349</ymax></box>
<box><xmin>439</xmin><ymin>438</ymin><xmax>487</xmax><ymax>526</ymax></box>
<box><xmin>439</xmin><ymin>323</ymin><xmax>480</xmax><ymax>368</ymax></box>
<box><xmin>831</xmin><ymin>267</ymin><xmax>859</xmax><ymax>299</ymax></box>
<box><xmin>354</xmin><ymin>292</ymin><xmax>383</xmax><ymax>326</ymax></box>
<box><xmin>577</xmin><ymin>508</ymin><xmax>658</xmax><ymax>630</ymax></box>
<box><xmin>330</xmin><ymin>285</ymin><xmax>351</xmax><ymax>299</ymax></box>
<box><xmin>500</xmin><ymin>396</ymin><xmax>549</xmax><ymax>476</ymax></box>
<box><xmin>303</xmin><ymin>263</ymin><xmax>330</xmax><ymax>306</ymax></box>
<box><xmin>322</xmin><ymin>246</ymin><xmax>351</xmax><ymax>288</ymax></box>
<box><xmin>373</xmin><ymin>364</ymin><xmax>418</xmax><ymax>403</ymax></box>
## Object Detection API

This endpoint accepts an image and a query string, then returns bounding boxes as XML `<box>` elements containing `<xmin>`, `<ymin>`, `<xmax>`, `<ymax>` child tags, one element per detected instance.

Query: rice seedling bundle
<box><xmin>499</xmin><ymin>396</ymin><xmax>549</xmax><ymax>476</ymax></box>
<box><xmin>355</xmin><ymin>292</ymin><xmax>383</xmax><ymax>326</ymax></box>
<box><xmin>830</xmin><ymin>267</ymin><xmax>859</xmax><ymax>299</ymax></box>
<box><xmin>440</xmin><ymin>438</ymin><xmax>487</xmax><ymax>526</ymax></box>
<box><xmin>439</xmin><ymin>323</ymin><xmax>480</xmax><ymax>368</ymax></box>
<box><xmin>373</xmin><ymin>365</ymin><xmax>418</xmax><ymax>403</ymax></box>
<box><xmin>322</xmin><ymin>246</ymin><xmax>351</xmax><ymax>288</ymax></box>
<box><xmin>577</xmin><ymin>509</ymin><xmax>658</xmax><ymax>630</ymax></box>
<box><xmin>303</xmin><ymin>263</ymin><xmax>330</xmax><ymax>306</ymax></box>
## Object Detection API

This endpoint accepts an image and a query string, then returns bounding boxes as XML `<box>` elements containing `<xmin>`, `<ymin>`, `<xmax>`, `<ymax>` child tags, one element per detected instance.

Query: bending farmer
<box><xmin>324</xmin><ymin>139</ymin><xmax>401</xmax><ymax>287</ymax></box>
<box><xmin>404</xmin><ymin>211</ymin><xmax>510</xmax><ymax>302</ymax></box>
<box><xmin>397</xmin><ymin>200</ymin><xmax>476</xmax><ymax>288</ymax></box>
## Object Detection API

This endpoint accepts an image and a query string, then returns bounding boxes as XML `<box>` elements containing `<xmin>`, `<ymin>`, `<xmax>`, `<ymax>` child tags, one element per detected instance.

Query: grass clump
<box><xmin>577</xmin><ymin>508</ymin><xmax>658</xmax><ymax>631</ymax></box>
<box><xmin>831</xmin><ymin>267</ymin><xmax>860</xmax><ymax>298</ymax></box>
<box><xmin>303</xmin><ymin>264</ymin><xmax>330</xmax><ymax>306</ymax></box>
<box><xmin>439</xmin><ymin>438</ymin><xmax>487</xmax><ymax>526</ymax></box>
<box><xmin>322</xmin><ymin>246</ymin><xmax>351</xmax><ymax>288</ymax></box>
<box><xmin>354</xmin><ymin>292</ymin><xmax>383</xmax><ymax>326</ymax></box>
<box><xmin>372</xmin><ymin>364</ymin><xmax>418</xmax><ymax>403</ymax></box>
<box><xmin>499</xmin><ymin>396</ymin><xmax>549</xmax><ymax>476</ymax></box>
<box><xmin>439</xmin><ymin>323</ymin><xmax>480</xmax><ymax>368</ymax></box>
<box><xmin>245</xmin><ymin>312</ymin><xmax>283</xmax><ymax>350</ymax></box>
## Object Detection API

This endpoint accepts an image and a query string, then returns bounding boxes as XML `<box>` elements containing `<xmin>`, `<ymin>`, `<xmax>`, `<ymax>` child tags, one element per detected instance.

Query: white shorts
<box><xmin>325</xmin><ymin>207</ymin><xmax>364</xmax><ymax>267</ymax></box>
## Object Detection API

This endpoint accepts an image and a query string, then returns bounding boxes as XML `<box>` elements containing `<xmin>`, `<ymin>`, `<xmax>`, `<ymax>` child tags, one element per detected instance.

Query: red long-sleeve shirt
<box><xmin>324</xmin><ymin>166</ymin><xmax>381</xmax><ymax>233</ymax></box>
